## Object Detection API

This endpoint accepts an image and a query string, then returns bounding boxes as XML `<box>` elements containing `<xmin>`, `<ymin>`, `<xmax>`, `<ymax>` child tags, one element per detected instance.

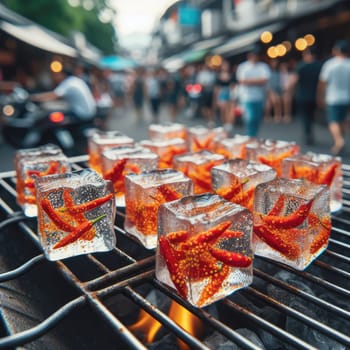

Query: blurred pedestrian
<box><xmin>288</xmin><ymin>47</ymin><xmax>323</xmax><ymax>145</ymax></box>
<box><xmin>265</xmin><ymin>59</ymin><xmax>283</xmax><ymax>123</ymax></box>
<box><xmin>145</xmin><ymin>69</ymin><xmax>162</xmax><ymax>122</ymax></box>
<box><xmin>130</xmin><ymin>67</ymin><xmax>145</xmax><ymax>123</ymax></box>
<box><xmin>214</xmin><ymin>59</ymin><xmax>236</xmax><ymax>133</ymax></box>
<box><xmin>318</xmin><ymin>39</ymin><xmax>350</xmax><ymax>155</ymax></box>
<box><xmin>236</xmin><ymin>46</ymin><xmax>271</xmax><ymax>137</ymax></box>
<box><xmin>196</xmin><ymin>63</ymin><xmax>216</xmax><ymax>127</ymax></box>
<box><xmin>280</xmin><ymin>62</ymin><xmax>293</xmax><ymax>123</ymax></box>
<box><xmin>166</xmin><ymin>71</ymin><xmax>182</xmax><ymax>122</ymax></box>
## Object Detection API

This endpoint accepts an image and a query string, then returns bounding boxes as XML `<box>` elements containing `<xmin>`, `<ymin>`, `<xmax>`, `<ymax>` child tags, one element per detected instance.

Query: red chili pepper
<box><xmin>24</xmin><ymin>195</ymin><xmax>37</xmax><ymax>204</ymax></box>
<box><xmin>41</xmin><ymin>199</ymin><xmax>76</xmax><ymax>232</ymax></box>
<box><xmin>53</xmin><ymin>214</ymin><xmax>105</xmax><ymax>249</ymax></box>
<box><xmin>166</xmin><ymin>230</ymin><xmax>189</xmax><ymax>244</ymax></box>
<box><xmin>104</xmin><ymin>158</ymin><xmax>127</xmax><ymax>183</ymax></box>
<box><xmin>181</xmin><ymin>249</ymin><xmax>221</xmax><ymax>280</ymax></box>
<box><xmin>218</xmin><ymin>229</ymin><xmax>244</xmax><ymax>240</ymax></box>
<box><xmin>189</xmin><ymin>221</ymin><xmax>231</xmax><ymax>246</ymax></box>
<box><xmin>318</xmin><ymin>163</ymin><xmax>338</xmax><ymax>186</ymax></box>
<box><xmin>208</xmin><ymin>246</ymin><xmax>252</xmax><ymax>267</ymax></box>
<box><xmin>261</xmin><ymin>200</ymin><xmax>313</xmax><ymax>229</ymax></box>
<box><xmin>310</xmin><ymin>224</ymin><xmax>331</xmax><ymax>254</ymax></box>
<box><xmin>27</xmin><ymin>161</ymin><xmax>60</xmax><ymax>177</ymax></box>
<box><xmin>158</xmin><ymin>184</ymin><xmax>182</xmax><ymax>201</ymax></box>
<box><xmin>63</xmin><ymin>193</ymin><xmax>113</xmax><ymax>214</ymax></box>
<box><xmin>159</xmin><ymin>236</ymin><xmax>188</xmax><ymax>298</ymax></box>
<box><xmin>268</xmin><ymin>194</ymin><xmax>285</xmax><ymax>216</ymax></box>
<box><xmin>24</xmin><ymin>179</ymin><xmax>35</xmax><ymax>188</ymax></box>
<box><xmin>197</xmin><ymin>264</ymin><xmax>230</xmax><ymax>307</ymax></box>
<box><xmin>190</xmin><ymin>172</ymin><xmax>212</xmax><ymax>193</ymax></box>
<box><xmin>62</xmin><ymin>189</ymin><xmax>87</xmax><ymax>223</ymax></box>
<box><xmin>308</xmin><ymin>214</ymin><xmax>331</xmax><ymax>254</ymax></box>
<box><xmin>254</xmin><ymin>224</ymin><xmax>300</xmax><ymax>260</ymax></box>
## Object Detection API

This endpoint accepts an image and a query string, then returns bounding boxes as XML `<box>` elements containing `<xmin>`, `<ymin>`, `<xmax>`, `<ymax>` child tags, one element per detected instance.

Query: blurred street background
<box><xmin>1</xmin><ymin>0</ymin><xmax>350</xmax><ymax>171</ymax></box>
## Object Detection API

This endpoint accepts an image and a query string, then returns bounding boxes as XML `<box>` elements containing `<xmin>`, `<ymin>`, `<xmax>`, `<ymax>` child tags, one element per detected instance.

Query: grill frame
<box><xmin>0</xmin><ymin>155</ymin><xmax>349</xmax><ymax>350</ymax></box>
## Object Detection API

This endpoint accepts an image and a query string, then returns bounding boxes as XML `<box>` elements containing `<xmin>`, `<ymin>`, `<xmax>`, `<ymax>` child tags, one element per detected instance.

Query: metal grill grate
<box><xmin>0</xmin><ymin>155</ymin><xmax>349</xmax><ymax>350</ymax></box>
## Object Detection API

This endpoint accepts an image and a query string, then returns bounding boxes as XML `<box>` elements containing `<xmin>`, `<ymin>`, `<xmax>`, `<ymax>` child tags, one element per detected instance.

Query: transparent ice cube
<box><xmin>36</xmin><ymin>169</ymin><xmax>116</xmax><ymax>261</ymax></box>
<box><xmin>173</xmin><ymin>150</ymin><xmax>225</xmax><ymax>194</ymax></box>
<box><xmin>88</xmin><ymin>129</ymin><xmax>134</xmax><ymax>173</ymax></box>
<box><xmin>188</xmin><ymin>126</ymin><xmax>227</xmax><ymax>152</ymax></box>
<box><xmin>246</xmin><ymin>139</ymin><xmax>300</xmax><ymax>177</ymax></box>
<box><xmin>156</xmin><ymin>193</ymin><xmax>253</xmax><ymax>307</ymax></box>
<box><xmin>16</xmin><ymin>148</ymin><xmax>70</xmax><ymax>217</ymax></box>
<box><xmin>253</xmin><ymin>178</ymin><xmax>331</xmax><ymax>270</ymax></box>
<box><xmin>211</xmin><ymin>159</ymin><xmax>277</xmax><ymax>211</ymax></box>
<box><xmin>124</xmin><ymin>169</ymin><xmax>193</xmax><ymax>249</ymax></box>
<box><xmin>101</xmin><ymin>145</ymin><xmax>159</xmax><ymax>207</ymax></box>
<box><xmin>148</xmin><ymin>122</ymin><xmax>187</xmax><ymax>141</ymax></box>
<box><xmin>215</xmin><ymin>134</ymin><xmax>254</xmax><ymax>159</ymax></box>
<box><xmin>140</xmin><ymin>138</ymin><xmax>187</xmax><ymax>169</ymax></box>
<box><xmin>282</xmin><ymin>152</ymin><xmax>342</xmax><ymax>213</ymax></box>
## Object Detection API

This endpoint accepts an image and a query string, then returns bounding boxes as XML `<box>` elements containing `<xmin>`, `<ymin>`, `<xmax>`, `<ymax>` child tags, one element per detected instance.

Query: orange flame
<box><xmin>129</xmin><ymin>309</ymin><xmax>162</xmax><ymax>344</ymax></box>
<box><xmin>168</xmin><ymin>301</ymin><xmax>203</xmax><ymax>350</ymax></box>
<box><xmin>129</xmin><ymin>301</ymin><xmax>203</xmax><ymax>348</ymax></box>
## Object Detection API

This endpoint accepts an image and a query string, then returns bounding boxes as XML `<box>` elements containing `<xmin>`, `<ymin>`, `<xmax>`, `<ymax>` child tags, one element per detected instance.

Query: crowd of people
<box><xmin>1</xmin><ymin>38</ymin><xmax>350</xmax><ymax>156</ymax></box>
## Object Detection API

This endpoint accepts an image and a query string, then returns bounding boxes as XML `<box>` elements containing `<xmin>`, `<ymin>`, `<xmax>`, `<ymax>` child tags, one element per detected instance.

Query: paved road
<box><xmin>0</xmin><ymin>103</ymin><xmax>349</xmax><ymax>172</ymax></box>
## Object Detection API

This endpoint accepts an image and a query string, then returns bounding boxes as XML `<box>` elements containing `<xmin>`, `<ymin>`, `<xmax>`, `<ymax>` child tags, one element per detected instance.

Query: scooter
<box><xmin>0</xmin><ymin>87</ymin><xmax>95</xmax><ymax>154</ymax></box>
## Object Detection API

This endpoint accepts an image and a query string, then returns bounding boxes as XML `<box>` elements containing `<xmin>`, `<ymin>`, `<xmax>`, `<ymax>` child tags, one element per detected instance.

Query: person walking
<box><xmin>288</xmin><ymin>47</ymin><xmax>323</xmax><ymax>145</ymax></box>
<box><xmin>236</xmin><ymin>46</ymin><xmax>271</xmax><ymax>137</ymax></box>
<box><xmin>145</xmin><ymin>69</ymin><xmax>162</xmax><ymax>123</ymax></box>
<box><xmin>265</xmin><ymin>59</ymin><xmax>283</xmax><ymax>123</ymax></box>
<box><xmin>318</xmin><ymin>39</ymin><xmax>350</xmax><ymax>155</ymax></box>
<box><xmin>214</xmin><ymin>59</ymin><xmax>236</xmax><ymax>133</ymax></box>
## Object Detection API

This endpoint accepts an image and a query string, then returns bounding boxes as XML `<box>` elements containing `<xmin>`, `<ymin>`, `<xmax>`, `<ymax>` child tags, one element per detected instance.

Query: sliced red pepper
<box><xmin>318</xmin><ymin>163</ymin><xmax>338</xmax><ymax>186</ymax></box>
<box><xmin>24</xmin><ymin>195</ymin><xmax>37</xmax><ymax>204</ymax></box>
<box><xmin>208</xmin><ymin>246</ymin><xmax>252</xmax><ymax>267</ymax></box>
<box><xmin>189</xmin><ymin>221</ymin><xmax>231</xmax><ymax>245</ymax></box>
<box><xmin>166</xmin><ymin>230</ymin><xmax>189</xmax><ymax>244</ymax></box>
<box><xmin>254</xmin><ymin>224</ymin><xmax>300</xmax><ymax>260</ymax></box>
<box><xmin>104</xmin><ymin>158</ymin><xmax>127</xmax><ymax>183</ymax></box>
<box><xmin>261</xmin><ymin>200</ymin><xmax>313</xmax><ymax>229</ymax></box>
<box><xmin>159</xmin><ymin>236</ymin><xmax>188</xmax><ymax>298</ymax></box>
<box><xmin>157</xmin><ymin>184</ymin><xmax>182</xmax><ymax>201</ymax></box>
<box><xmin>53</xmin><ymin>214</ymin><xmax>105</xmax><ymax>249</ymax></box>
<box><xmin>218</xmin><ymin>229</ymin><xmax>244</xmax><ymax>240</ymax></box>
<box><xmin>197</xmin><ymin>264</ymin><xmax>230</xmax><ymax>307</ymax></box>
<box><xmin>41</xmin><ymin>199</ymin><xmax>75</xmax><ymax>232</ymax></box>
<box><xmin>267</xmin><ymin>194</ymin><xmax>286</xmax><ymax>216</ymax></box>
<box><xmin>62</xmin><ymin>193</ymin><xmax>114</xmax><ymax>214</ymax></box>
<box><xmin>182</xmin><ymin>249</ymin><xmax>221</xmax><ymax>280</ymax></box>
<box><xmin>310</xmin><ymin>224</ymin><xmax>331</xmax><ymax>254</ymax></box>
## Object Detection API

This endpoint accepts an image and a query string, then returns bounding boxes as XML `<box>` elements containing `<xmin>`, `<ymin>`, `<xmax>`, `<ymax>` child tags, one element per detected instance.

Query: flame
<box><xmin>168</xmin><ymin>301</ymin><xmax>203</xmax><ymax>350</ymax></box>
<box><xmin>129</xmin><ymin>309</ymin><xmax>162</xmax><ymax>344</ymax></box>
<box><xmin>129</xmin><ymin>300</ymin><xmax>202</xmax><ymax>349</ymax></box>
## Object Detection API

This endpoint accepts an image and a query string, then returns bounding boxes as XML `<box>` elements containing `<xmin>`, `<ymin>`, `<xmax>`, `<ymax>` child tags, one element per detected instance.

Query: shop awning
<box><xmin>0</xmin><ymin>21</ymin><xmax>77</xmax><ymax>57</ymax></box>
<box><xmin>213</xmin><ymin>23</ymin><xmax>283</xmax><ymax>56</ymax></box>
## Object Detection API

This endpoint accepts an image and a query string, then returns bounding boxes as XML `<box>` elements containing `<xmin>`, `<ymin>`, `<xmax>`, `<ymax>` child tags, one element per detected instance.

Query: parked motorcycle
<box><xmin>0</xmin><ymin>87</ymin><xmax>96</xmax><ymax>154</ymax></box>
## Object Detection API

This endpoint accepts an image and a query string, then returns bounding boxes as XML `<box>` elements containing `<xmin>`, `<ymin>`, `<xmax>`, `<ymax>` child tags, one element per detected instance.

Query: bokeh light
<box><xmin>304</xmin><ymin>34</ymin><xmax>315</xmax><ymax>46</ymax></box>
<box><xmin>260</xmin><ymin>31</ymin><xmax>273</xmax><ymax>44</ymax></box>
<box><xmin>295</xmin><ymin>38</ymin><xmax>308</xmax><ymax>51</ymax></box>
<box><xmin>276</xmin><ymin>44</ymin><xmax>287</xmax><ymax>56</ymax></box>
<box><xmin>50</xmin><ymin>60</ymin><xmax>63</xmax><ymax>73</ymax></box>
<box><xmin>267</xmin><ymin>46</ymin><xmax>278</xmax><ymax>58</ymax></box>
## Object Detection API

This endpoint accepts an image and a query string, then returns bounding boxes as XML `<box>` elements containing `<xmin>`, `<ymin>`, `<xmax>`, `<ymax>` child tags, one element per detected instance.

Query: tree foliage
<box><xmin>1</xmin><ymin>0</ymin><xmax>118</xmax><ymax>54</ymax></box>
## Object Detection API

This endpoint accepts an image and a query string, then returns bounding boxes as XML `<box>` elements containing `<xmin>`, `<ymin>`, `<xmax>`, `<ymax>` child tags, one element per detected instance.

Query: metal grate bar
<box><xmin>153</xmin><ymin>279</ymin><xmax>264</xmax><ymax>350</ymax></box>
<box><xmin>123</xmin><ymin>285</ymin><xmax>212</xmax><ymax>350</ymax></box>
<box><xmin>254</xmin><ymin>268</ymin><xmax>350</xmax><ymax>320</ymax></box>
<box><xmin>245</xmin><ymin>287</ymin><xmax>350</xmax><ymax>347</ymax></box>
<box><xmin>0</xmin><ymin>296</ymin><xmax>86</xmax><ymax>349</ymax></box>
<box><xmin>270</xmin><ymin>261</ymin><xmax>350</xmax><ymax>297</ymax></box>
<box><xmin>223</xmin><ymin>299</ymin><xmax>318</xmax><ymax>350</ymax></box>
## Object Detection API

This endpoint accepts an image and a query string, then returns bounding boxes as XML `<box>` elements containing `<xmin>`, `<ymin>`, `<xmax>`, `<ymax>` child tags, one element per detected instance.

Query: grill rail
<box><xmin>0</xmin><ymin>155</ymin><xmax>349</xmax><ymax>350</ymax></box>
